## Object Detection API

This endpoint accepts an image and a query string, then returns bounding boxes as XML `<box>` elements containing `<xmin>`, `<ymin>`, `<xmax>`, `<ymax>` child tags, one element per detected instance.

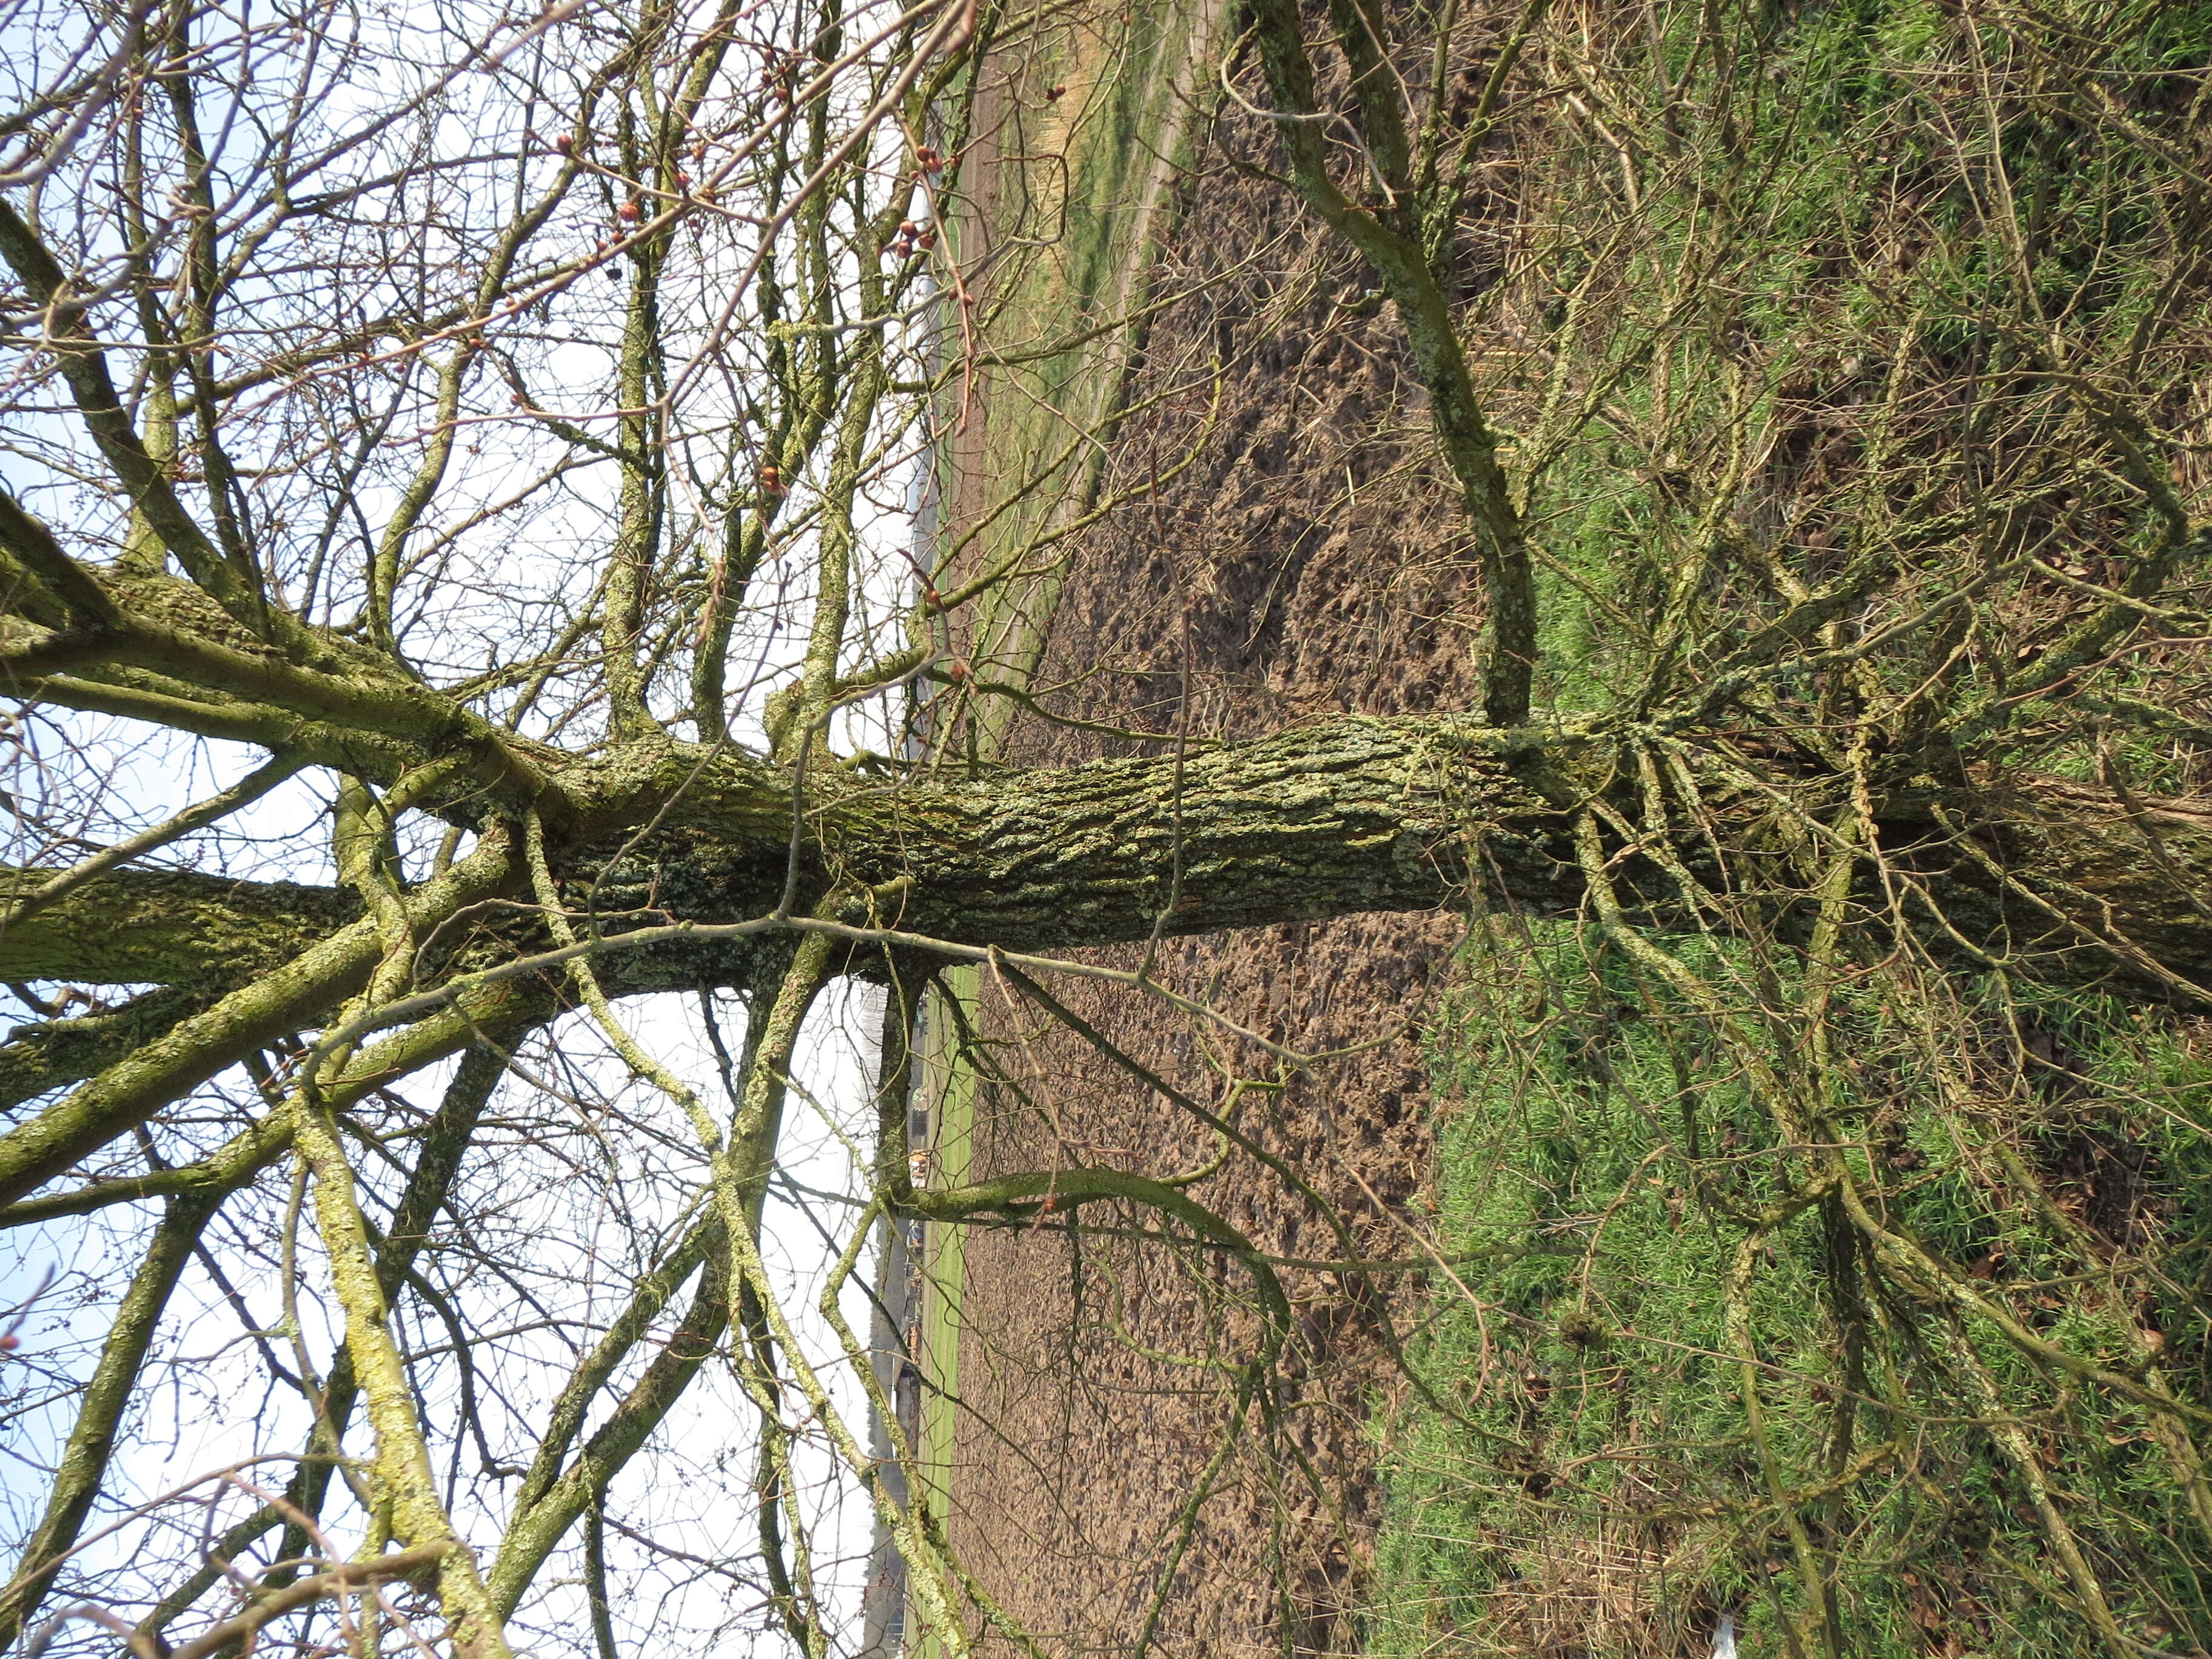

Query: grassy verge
<box><xmin>945</xmin><ymin>0</ymin><xmax>1230</xmax><ymax>741</ymax></box>
<box><xmin>1358</xmin><ymin>926</ymin><xmax>2212</xmax><ymax>1658</ymax></box>
<box><xmin>914</xmin><ymin>967</ymin><xmax>975</xmax><ymax>1659</ymax></box>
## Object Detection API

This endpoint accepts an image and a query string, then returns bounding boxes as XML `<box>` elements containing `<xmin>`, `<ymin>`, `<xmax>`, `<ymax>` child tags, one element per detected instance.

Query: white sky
<box><xmin>0</xmin><ymin>0</ymin><xmax>947</xmax><ymax>1638</ymax></box>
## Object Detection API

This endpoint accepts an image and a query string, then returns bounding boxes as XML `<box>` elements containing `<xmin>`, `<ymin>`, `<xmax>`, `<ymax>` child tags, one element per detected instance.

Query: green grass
<box><xmin>911</xmin><ymin>968</ymin><xmax>975</xmax><ymax>1659</ymax></box>
<box><xmin>1358</xmin><ymin>925</ymin><xmax>2212</xmax><ymax>1657</ymax></box>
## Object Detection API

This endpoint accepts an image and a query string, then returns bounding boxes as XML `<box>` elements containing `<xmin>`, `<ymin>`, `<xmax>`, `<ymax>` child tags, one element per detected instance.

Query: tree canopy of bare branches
<box><xmin>1</xmin><ymin>0</ymin><xmax>2210</xmax><ymax>1652</ymax></box>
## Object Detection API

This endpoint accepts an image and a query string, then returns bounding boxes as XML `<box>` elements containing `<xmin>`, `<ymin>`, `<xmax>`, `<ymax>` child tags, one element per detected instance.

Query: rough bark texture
<box><xmin>13</xmin><ymin>723</ymin><xmax>2212</xmax><ymax>997</ymax></box>
<box><xmin>0</xmin><ymin>866</ymin><xmax>358</xmax><ymax>985</ymax></box>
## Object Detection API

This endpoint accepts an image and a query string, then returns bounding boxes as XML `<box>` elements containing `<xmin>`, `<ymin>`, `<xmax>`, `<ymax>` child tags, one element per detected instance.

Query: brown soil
<box><xmin>935</xmin><ymin>114</ymin><xmax>1490</xmax><ymax>1657</ymax></box>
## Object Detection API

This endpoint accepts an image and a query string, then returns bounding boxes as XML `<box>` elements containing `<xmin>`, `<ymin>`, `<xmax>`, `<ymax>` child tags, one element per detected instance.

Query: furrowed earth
<box><xmin>936</xmin><ymin>110</ymin><xmax>1488</xmax><ymax>1655</ymax></box>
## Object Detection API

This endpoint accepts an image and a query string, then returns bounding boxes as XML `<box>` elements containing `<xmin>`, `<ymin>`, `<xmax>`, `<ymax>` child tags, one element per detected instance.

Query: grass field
<box><xmin>1359</xmin><ymin>927</ymin><xmax>2212</xmax><ymax>1659</ymax></box>
<box><xmin>913</xmin><ymin>966</ymin><xmax>975</xmax><ymax>1620</ymax></box>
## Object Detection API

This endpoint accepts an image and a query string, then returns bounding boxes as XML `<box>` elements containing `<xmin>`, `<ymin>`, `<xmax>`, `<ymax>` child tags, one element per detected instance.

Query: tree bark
<box><xmin>6</xmin><ymin>715</ymin><xmax>2208</xmax><ymax>1002</ymax></box>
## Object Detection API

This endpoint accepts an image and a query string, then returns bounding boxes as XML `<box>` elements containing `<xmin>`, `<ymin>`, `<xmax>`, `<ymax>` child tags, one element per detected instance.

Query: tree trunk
<box><xmin>9</xmin><ymin>714</ymin><xmax>2209</xmax><ymax>997</ymax></box>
